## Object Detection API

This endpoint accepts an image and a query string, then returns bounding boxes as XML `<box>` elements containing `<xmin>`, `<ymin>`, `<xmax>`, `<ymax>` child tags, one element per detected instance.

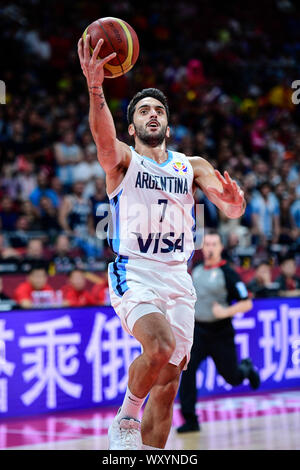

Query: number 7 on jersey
<box><xmin>158</xmin><ymin>199</ymin><xmax>168</xmax><ymax>222</ymax></box>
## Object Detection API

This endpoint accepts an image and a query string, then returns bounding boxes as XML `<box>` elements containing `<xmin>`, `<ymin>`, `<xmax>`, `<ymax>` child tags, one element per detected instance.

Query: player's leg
<box><xmin>128</xmin><ymin>312</ymin><xmax>176</xmax><ymax>398</ymax></box>
<box><xmin>108</xmin><ymin>311</ymin><xmax>176</xmax><ymax>450</ymax></box>
<box><xmin>141</xmin><ymin>356</ymin><xmax>186</xmax><ymax>449</ymax></box>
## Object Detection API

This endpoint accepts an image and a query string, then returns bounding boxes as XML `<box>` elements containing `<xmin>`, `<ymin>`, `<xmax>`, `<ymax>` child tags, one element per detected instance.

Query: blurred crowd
<box><xmin>1</xmin><ymin>0</ymin><xmax>300</xmax><ymax>308</ymax></box>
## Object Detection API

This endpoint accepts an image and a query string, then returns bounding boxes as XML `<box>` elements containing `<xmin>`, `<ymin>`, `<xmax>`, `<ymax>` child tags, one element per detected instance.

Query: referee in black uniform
<box><xmin>177</xmin><ymin>231</ymin><xmax>260</xmax><ymax>433</ymax></box>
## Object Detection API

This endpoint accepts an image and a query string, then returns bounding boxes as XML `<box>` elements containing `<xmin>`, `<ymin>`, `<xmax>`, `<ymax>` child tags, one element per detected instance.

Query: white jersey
<box><xmin>107</xmin><ymin>146</ymin><xmax>196</xmax><ymax>265</ymax></box>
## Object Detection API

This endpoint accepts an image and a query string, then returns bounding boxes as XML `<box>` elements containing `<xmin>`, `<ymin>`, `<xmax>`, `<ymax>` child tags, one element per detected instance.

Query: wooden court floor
<box><xmin>1</xmin><ymin>390</ymin><xmax>299</xmax><ymax>450</ymax></box>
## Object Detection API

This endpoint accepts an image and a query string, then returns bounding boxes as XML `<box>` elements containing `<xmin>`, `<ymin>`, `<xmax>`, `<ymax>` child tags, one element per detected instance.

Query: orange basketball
<box><xmin>82</xmin><ymin>17</ymin><xmax>140</xmax><ymax>79</ymax></box>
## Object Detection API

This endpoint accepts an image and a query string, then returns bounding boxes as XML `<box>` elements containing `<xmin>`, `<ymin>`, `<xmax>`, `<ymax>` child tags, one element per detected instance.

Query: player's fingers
<box><xmin>215</xmin><ymin>170</ymin><xmax>227</xmax><ymax>186</ymax></box>
<box><xmin>232</xmin><ymin>180</ymin><xmax>239</xmax><ymax>192</ymax></box>
<box><xmin>98</xmin><ymin>51</ymin><xmax>117</xmax><ymax>67</ymax></box>
<box><xmin>238</xmin><ymin>188</ymin><xmax>244</xmax><ymax>201</ymax></box>
<box><xmin>83</xmin><ymin>34</ymin><xmax>91</xmax><ymax>61</ymax></box>
<box><xmin>224</xmin><ymin>171</ymin><xmax>233</xmax><ymax>185</ymax></box>
<box><xmin>232</xmin><ymin>181</ymin><xmax>243</xmax><ymax>199</ymax></box>
<box><xmin>77</xmin><ymin>38</ymin><xmax>84</xmax><ymax>62</ymax></box>
<box><xmin>91</xmin><ymin>38</ymin><xmax>104</xmax><ymax>63</ymax></box>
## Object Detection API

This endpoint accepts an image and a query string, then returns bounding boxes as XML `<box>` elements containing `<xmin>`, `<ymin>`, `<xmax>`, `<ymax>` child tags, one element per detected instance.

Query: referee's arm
<box><xmin>212</xmin><ymin>265</ymin><xmax>253</xmax><ymax>319</ymax></box>
<box><xmin>215</xmin><ymin>298</ymin><xmax>253</xmax><ymax>318</ymax></box>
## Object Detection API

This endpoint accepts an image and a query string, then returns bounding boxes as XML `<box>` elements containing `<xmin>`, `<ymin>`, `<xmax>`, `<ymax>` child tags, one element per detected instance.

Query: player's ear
<box><xmin>128</xmin><ymin>123</ymin><xmax>135</xmax><ymax>136</ymax></box>
<box><xmin>166</xmin><ymin>126</ymin><xmax>170</xmax><ymax>138</ymax></box>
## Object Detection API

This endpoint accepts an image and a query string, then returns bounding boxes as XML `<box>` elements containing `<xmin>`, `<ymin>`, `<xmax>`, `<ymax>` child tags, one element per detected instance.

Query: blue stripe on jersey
<box><xmin>191</xmin><ymin>204</ymin><xmax>196</xmax><ymax>240</ymax></box>
<box><xmin>109</xmin><ymin>255</ymin><xmax>129</xmax><ymax>297</ymax></box>
<box><xmin>107</xmin><ymin>189</ymin><xmax>123</xmax><ymax>254</ymax></box>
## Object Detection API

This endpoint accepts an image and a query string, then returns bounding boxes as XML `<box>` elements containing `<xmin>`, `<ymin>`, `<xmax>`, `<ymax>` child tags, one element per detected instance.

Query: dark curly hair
<box><xmin>127</xmin><ymin>88</ymin><xmax>170</xmax><ymax>125</ymax></box>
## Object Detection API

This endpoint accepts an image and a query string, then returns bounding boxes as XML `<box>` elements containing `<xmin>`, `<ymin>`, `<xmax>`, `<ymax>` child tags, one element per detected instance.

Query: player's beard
<box><xmin>134</xmin><ymin>123</ymin><xmax>168</xmax><ymax>147</ymax></box>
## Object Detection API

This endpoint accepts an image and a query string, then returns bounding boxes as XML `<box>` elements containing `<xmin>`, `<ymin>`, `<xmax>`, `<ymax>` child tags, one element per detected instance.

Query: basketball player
<box><xmin>78</xmin><ymin>36</ymin><xmax>246</xmax><ymax>450</ymax></box>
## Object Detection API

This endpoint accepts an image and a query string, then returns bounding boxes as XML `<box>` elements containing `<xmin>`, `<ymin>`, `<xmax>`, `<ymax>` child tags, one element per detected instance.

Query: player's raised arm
<box><xmin>78</xmin><ymin>35</ymin><xmax>131</xmax><ymax>174</ymax></box>
<box><xmin>189</xmin><ymin>156</ymin><xmax>246</xmax><ymax>219</ymax></box>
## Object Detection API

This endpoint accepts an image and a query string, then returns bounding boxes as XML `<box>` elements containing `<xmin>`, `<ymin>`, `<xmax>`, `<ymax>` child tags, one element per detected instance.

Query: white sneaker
<box><xmin>108</xmin><ymin>412</ymin><xmax>142</xmax><ymax>450</ymax></box>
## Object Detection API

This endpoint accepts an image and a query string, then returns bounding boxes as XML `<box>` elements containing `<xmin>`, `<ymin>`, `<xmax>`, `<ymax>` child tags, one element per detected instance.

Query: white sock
<box><xmin>143</xmin><ymin>444</ymin><xmax>163</xmax><ymax>450</ymax></box>
<box><xmin>118</xmin><ymin>386</ymin><xmax>146</xmax><ymax>422</ymax></box>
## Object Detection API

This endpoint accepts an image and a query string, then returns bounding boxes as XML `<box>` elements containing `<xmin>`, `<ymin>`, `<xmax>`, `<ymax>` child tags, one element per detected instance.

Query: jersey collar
<box><xmin>131</xmin><ymin>146</ymin><xmax>173</xmax><ymax>167</ymax></box>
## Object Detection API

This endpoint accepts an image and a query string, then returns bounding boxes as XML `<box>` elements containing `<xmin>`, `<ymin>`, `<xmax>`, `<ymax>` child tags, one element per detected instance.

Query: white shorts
<box><xmin>108</xmin><ymin>256</ymin><xmax>196</xmax><ymax>369</ymax></box>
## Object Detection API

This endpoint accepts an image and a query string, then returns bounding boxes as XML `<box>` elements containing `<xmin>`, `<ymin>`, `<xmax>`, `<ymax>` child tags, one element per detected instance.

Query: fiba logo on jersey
<box><xmin>172</xmin><ymin>162</ymin><xmax>188</xmax><ymax>175</ymax></box>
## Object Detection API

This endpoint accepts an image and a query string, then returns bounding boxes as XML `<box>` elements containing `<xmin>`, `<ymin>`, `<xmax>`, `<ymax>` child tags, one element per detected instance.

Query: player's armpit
<box><xmin>103</xmin><ymin>141</ymin><xmax>133</xmax><ymax>195</ymax></box>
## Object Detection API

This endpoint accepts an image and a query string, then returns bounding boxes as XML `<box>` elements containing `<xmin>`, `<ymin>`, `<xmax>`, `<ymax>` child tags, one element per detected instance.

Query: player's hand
<box><xmin>212</xmin><ymin>302</ymin><xmax>229</xmax><ymax>319</ymax></box>
<box><xmin>77</xmin><ymin>35</ymin><xmax>116</xmax><ymax>87</ymax></box>
<box><xmin>207</xmin><ymin>170</ymin><xmax>244</xmax><ymax>207</ymax></box>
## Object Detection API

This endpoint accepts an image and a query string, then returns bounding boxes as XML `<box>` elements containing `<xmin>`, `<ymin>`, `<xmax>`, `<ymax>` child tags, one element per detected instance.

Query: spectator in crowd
<box><xmin>8</xmin><ymin>215</ymin><xmax>31</xmax><ymax>249</ymax></box>
<box><xmin>278</xmin><ymin>196</ymin><xmax>296</xmax><ymax>245</ymax></box>
<box><xmin>0</xmin><ymin>195</ymin><xmax>18</xmax><ymax>231</ymax></box>
<box><xmin>50</xmin><ymin>176</ymin><xmax>64</xmax><ymax>206</ymax></box>
<box><xmin>14</xmin><ymin>264</ymin><xmax>55</xmax><ymax>308</ymax></box>
<box><xmin>250</xmin><ymin>182</ymin><xmax>280</xmax><ymax>246</ymax></box>
<box><xmin>54</xmin><ymin>130</ymin><xmax>83</xmax><ymax>189</ymax></box>
<box><xmin>247</xmin><ymin>261</ymin><xmax>280</xmax><ymax>298</ymax></box>
<box><xmin>58</xmin><ymin>180</ymin><xmax>101</xmax><ymax>257</ymax></box>
<box><xmin>276</xmin><ymin>255</ymin><xmax>300</xmax><ymax>297</ymax></box>
<box><xmin>62</xmin><ymin>269</ymin><xmax>95</xmax><ymax>307</ymax></box>
<box><xmin>291</xmin><ymin>199</ymin><xmax>300</xmax><ymax>236</ymax></box>
<box><xmin>39</xmin><ymin>196</ymin><xmax>61</xmax><ymax>235</ymax></box>
<box><xmin>73</xmin><ymin>143</ymin><xmax>105</xmax><ymax>198</ymax></box>
<box><xmin>54</xmin><ymin>234</ymin><xmax>72</xmax><ymax>257</ymax></box>
<box><xmin>15</xmin><ymin>159</ymin><xmax>37</xmax><ymax>201</ymax></box>
<box><xmin>169</xmin><ymin>112</ymin><xmax>191</xmax><ymax>149</ymax></box>
<box><xmin>23</xmin><ymin>238</ymin><xmax>44</xmax><ymax>262</ymax></box>
<box><xmin>90</xmin><ymin>176</ymin><xmax>109</xmax><ymax>230</ymax></box>
<box><xmin>0</xmin><ymin>233</ymin><xmax>20</xmax><ymax>259</ymax></box>
<box><xmin>5</xmin><ymin>119</ymin><xmax>26</xmax><ymax>160</ymax></box>
<box><xmin>223</xmin><ymin>232</ymin><xmax>240</xmax><ymax>265</ymax></box>
<box><xmin>20</xmin><ymin>200</ymin><xmax>41</xmax><ymax>231</ymax></box>
<box><xmin>58</xmin><ymin>181</ymin><xmax>93</xmax><ymax>237</ymax></box>
<box><xmin>50</xmin><ymin>234</ymin><xmax>81</xmax><ymax>273</ymax></box>
<box><xmin>80</xmin><ymin>129</ymin><xmax>95</xmax><ymax>149</ymax></box>
<box><xmin>0</xmin><ymin>162</ymin><xmax>20</xmax><ymax>200</ymax></box>
<box><xmin>29</xmin><ymin>171</ymin><xmax>59</xmax><ymax>210</ymax></box>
